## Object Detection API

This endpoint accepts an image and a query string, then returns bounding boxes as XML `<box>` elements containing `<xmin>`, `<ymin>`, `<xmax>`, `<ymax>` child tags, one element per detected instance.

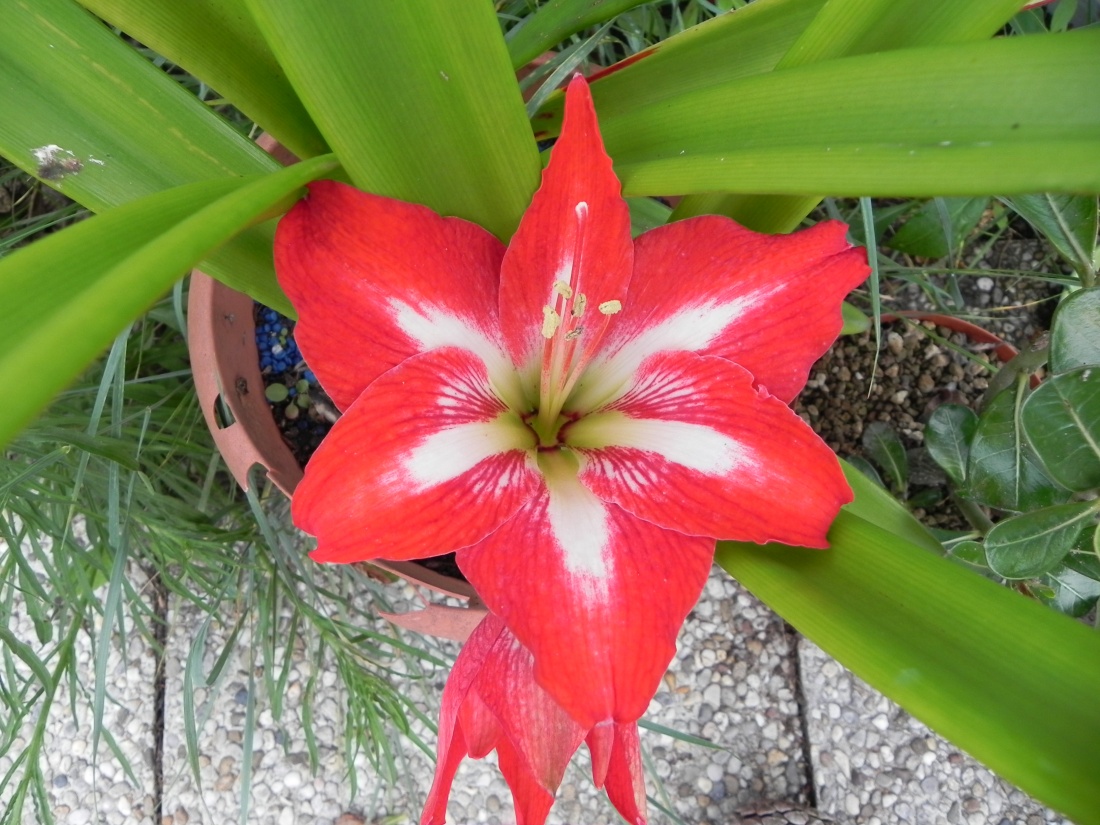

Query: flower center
<box><xmin>535</xmin><ymin>203</ymin><xmax>621</xmax><ymax>434</ymax></box>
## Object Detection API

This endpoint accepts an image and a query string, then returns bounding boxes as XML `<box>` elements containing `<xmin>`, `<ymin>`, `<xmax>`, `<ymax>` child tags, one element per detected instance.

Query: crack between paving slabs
<box><xmin>147</xmin><ymin>567</ymin><xmax>169</xmax><ymax>825</ymax></box>
<box><xmin>785</xmin><ymin>621</ymin><xmax>819</xmax><ymax>812</ymax></box>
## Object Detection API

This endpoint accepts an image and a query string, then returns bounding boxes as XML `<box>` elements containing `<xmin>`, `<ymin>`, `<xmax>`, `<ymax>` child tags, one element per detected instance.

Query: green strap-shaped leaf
<box><xmin>244</xmin><ymin>0</ymin><xmax>540</xmax><ymax>240</ymax></box>
<box><xmin>506</xmin><ymin>0</ymin><xmax>654</xmax><ymax>70</ymax></box>
<box><xmin>0</xmin><ymin>0</ymin><xmax>294</xmax><ymax>311</ymax></box>
<box><xmin>0</xmin><ymin>156</ymin><xmax>339</xmax><ymax>448</ymax></box>
<box><xmin>666</xmin><ymin>0</ymin><xmax>1046</xmax><ymax>230</ymax></box>
<box><xmin>779</xmin><ymin>0</ymin><xmax>1026</xmax><ymax>60</ymax></box>
<box><xmin>602</xmin><ymin>30</ymin><xmax>1100</xmax><ymax>200</ymax></box>
<box><xmin>0</xmin><ymin>0</ymin><xmax>277</xmax><ymax>210</ymax></box>
<box><xmin>716</xmin><ymin>509</ymin><xmax>1100</xmax><ymax>823</ymax></box>
<box><xmin>532</xmin><ymin>0</ymin><xmax>828</xmax><ymax>140</ymax></box>
<box><xmin>74</xmin><ymin>0</ymin><xmax>328</xmax><ymax>160</ymax></box>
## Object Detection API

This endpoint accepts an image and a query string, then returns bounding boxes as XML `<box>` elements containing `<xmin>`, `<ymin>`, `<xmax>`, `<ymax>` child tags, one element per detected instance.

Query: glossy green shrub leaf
<box><xmin>946</xmin><ymin>540</ymin><xmax>989</xmax><ymax>571</ymax></box>
<box><xmin>506</xmin><ymin>0</ymin><xmax>653</xmax><ymax>69</ymax></box>
<box><xmin>75</xmin><ymin>0</ymin><xmax>327</xmax><ymax>159</ymax></box>
<box><xmin>0</xmin><ymin>156</ymin><xmax>338</xmax><ymax>447</ymax></box>
<box><xmin>244</xmin><ymin>0</ymin><xmax>539</xmax><ymax>239</ymax></box>
<box><xmin>717</xmin><ymin>509</ymin><xmax>1100</xmax><ymax>822</ymax></box>
<box><xmin>846</xmin><ymin>456</ymin><xmax>885</xmax><ymax>489</ymax></box>
<box><xmin>1021</xmin><ymin>367</ymin><xmax>1100</xmax><ymax>491</ymax></box>
<box><xmin>1049</xmin><ymin>287</ymin><xmax>1100</xmax><ymax>373</ymax></box>
<box><xmin>840</xmin><ymin>302</ymin><xmax>870</xmax><ymax>335</ymax></box>
<box><xmin>925</xmin><ymin>404</ymin><xmax>979</xmax><ymax>487</ymax></box>
<box><xmin>1001</xmin><ymin>194</ymin><xmax>1098</xmax><ymax>279</ymax></box>
<box><xmin>861</xmin><ymin>421</ymin><xmax>908</xmax><ymax>496</ymax></box>
<box><xmin>1039</xmin><ymin>563</ymin><xmax>1100</xmax><ymax>618</ymax></box>
<box><xmin>967</xmin><ymin>384</ymin><xmax>1068</xmax><ymax>512</ymax></box>
<box><xmin>887</xmin><ymin>197</ymin><xmax>989</xmax><ymax>259</ymax></box>
<box><xmin>1065</xmin><ymin>528</ymin><xmax>1100</xmax><ymax>579</ymax></box>
<box><xmin>985</xmin><ymin>502</ymin><xmax>1097</xmax><ymax>579</ymax></box>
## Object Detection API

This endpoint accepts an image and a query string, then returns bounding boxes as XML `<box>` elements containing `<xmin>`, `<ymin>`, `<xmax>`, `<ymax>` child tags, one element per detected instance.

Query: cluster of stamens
<box><xmin>536</xmin><ymin>276</ymin><xmax>621</xmax><ymax>438</ymax></box>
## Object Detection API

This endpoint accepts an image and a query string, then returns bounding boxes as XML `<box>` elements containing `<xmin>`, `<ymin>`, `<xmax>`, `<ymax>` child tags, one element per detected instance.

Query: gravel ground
<box><xmin>0</xmin><ymin>532</ymin><xmax>1076</xmax><ymax>825</ymax></box>
<box><xmin>0</xmin><ymin>536</ymin><xmax>157</xmax><ymax>825</ymax></box>
<box><xmin>800</xmin><ymin>640</ymin><xmax>1069</xmax><ymax>825</ymax></box>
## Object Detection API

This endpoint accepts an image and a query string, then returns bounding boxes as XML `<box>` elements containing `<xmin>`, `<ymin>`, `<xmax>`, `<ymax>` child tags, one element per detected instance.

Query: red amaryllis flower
<box><xmin>423</xmin><ymin>614</ymin><xmax>645</xmax><ymax>825</ymax></box>
<box><xmin>275</xmin><ymin>73</ymin><xmax>865</xmax><ymax>747</ymax></box>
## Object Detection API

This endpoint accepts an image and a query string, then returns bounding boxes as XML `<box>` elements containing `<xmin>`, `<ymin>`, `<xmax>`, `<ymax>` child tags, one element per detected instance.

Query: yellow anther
<box><xmin>552</xmin><ymin>280</ymin><xmax>574</xmax><ymax>299</ymax></box>
<box><xmin>572</xmin><ymin>293</ymin><xmax>587</xmax><ymax>318</ymax></box>
<box><xmin>541</xmin><ymin>306</ymin><xmax>562</xmax><ymax>339</ymax></box>
<box><xmin>598</xmin><ymin>300</ymin><xmax>622</xmax><ymax>315</ymax></box>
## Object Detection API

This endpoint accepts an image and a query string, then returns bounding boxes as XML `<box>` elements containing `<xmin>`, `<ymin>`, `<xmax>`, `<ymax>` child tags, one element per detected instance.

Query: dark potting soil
<box><xmin>253</xmin><ymin>303</ymin><xmax>465</xmax><ymax>581</ymax></box>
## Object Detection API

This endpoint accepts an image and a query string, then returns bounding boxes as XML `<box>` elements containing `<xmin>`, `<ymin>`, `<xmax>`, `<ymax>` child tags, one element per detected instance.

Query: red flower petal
<box><xmin>569</xmin><ymin>350</ymin><xmax>851</xmax><ymax>548</ymax></box>
<box><xmin>573</xmin><ymin>218</ymin><xmax>867</xmax><ymax>409</ymax></box>
<box><xmin>498</xmin><ymin>76</ymin><xmax>633</xmax><ymax>374</ymax></box>
<box><xmin>293</xmin><ymin>347</ymin><xmax>540</xmax><ymax>564</ymax></box>
<box><xmin>423</xmin><ymin>617</ymin><xmax>504</xmax><ymax>825</ymax></box>
<box><xmin>593</xmin><ymin>722</ymin><xmax>647</xmax><ymax>825</ymax></box>
<box><xmin>274</xmin><ymin>180</ymin><xmax>510</xmax><ymax>411</ymax></box>
<box><xmin>423</xmin><ymin>615</ymin><xmax>589</xmax><ymax>825</ymax></box>
<box><xmin>458</xmin><ymin>464</ymin><xmax>713</xmax><ymax>728</ymax></box>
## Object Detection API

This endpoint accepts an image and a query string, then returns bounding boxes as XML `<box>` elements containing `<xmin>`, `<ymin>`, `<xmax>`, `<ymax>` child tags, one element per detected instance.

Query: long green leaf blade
<box><xmin>603</xmin><ymin>30</ymin><xmax>1100</xmax><ymax>199</ymax></box>
<box><xmin>0</xmin><ymin>0</ymin><xmax>276</xmax><ymax>210</ymax></box>
<box><xmin>74</xmin><ymin>0</ymin><xmax>328</xmax><ymax>159</ymax></box>
<box><xmin>0</xmin><ymin>0</ymin><xmax>295</xmax><ymax>310</ymax></box>
<box><xmin>669</xmin><ymin>0</ymin><xmax>1025</xmax><ymax>229</ymax></box>
<box><xmin>716</xmin><ymin>510</ymin><xmax>1100</xmax><ymax>823</ymax></box>
<box><xmin>533</xmin><ymin>0</ymin><xmax>828</xmax><ymax>140</ymax></box>
<box><xmin>506</xmin><ymin>0</ymin><xmax>654</xmax><ymax>69</ymax></box>
<box><xmin>244</xmin><ymin>0</ymin><xmax>540</xmax><ymax>239</ymax></box>
<box><xmin>0</xmin><ymin>156</ymin><xmax>338</xmax><ymax>447</ymax></box>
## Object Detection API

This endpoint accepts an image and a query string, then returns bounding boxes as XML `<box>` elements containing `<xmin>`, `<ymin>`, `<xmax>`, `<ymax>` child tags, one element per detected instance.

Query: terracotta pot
<box><xmin>880</xmin><ymin>310</ymin><xmax>1020</xmax><ymax>363</ymax></box>
<box><xmin>187</xmin><ymin>138</ymin><xmax>485</xmax><ymax>642</ymax></box>
<box><xmin>880</xmin><ymin>309</ymin><xmax>1040</xmax><ymax>392</ymax></box>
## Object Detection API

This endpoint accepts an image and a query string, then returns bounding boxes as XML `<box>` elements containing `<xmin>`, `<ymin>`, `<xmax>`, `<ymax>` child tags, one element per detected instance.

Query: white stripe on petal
<box><xmin>389</xmin><ymin>299</ymin><xmax>526</xmax><ymax>409</ymax></box>
<box><xmin>540</xmin><ymin>452</ymin><xmax>612</xmax><ymax>586</ymax></box>
<box><xmin>568</xmin><ymin>411</ymin><xmax>751</xmax><ymax>477</ymax></box>
<box><xmin>404</xmin><ymin>415</ymin><xmax>534</xmax><ymax>490</ymax></box>
<box><xmin>569</xmin><ymin>290</ymin><xmax>778</xmax><ymax>411</ymax></box>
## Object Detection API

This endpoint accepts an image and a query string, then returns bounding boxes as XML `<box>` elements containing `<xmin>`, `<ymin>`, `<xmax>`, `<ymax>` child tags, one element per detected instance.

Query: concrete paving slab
<box><xmin>798</xmin><ymin>638</ymin><xmax>1071</xmax><ymax>825</ymax></box>
<box><xmin>158</xmin><ymin>564</ymin><xmax>811</xmax><ymax>825</ymax></box>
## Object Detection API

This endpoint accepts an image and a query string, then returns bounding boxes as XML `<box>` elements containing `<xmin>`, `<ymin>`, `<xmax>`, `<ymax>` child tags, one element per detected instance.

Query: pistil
<box><xmin>535</xmin><ymin>203</ymin><xmax>622</xmax><ymax>433</ymax></box>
